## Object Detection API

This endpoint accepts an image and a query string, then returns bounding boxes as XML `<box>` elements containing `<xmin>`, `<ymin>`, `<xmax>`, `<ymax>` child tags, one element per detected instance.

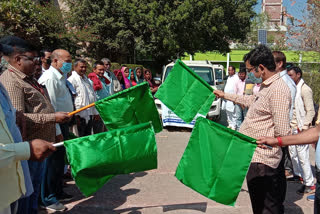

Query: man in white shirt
<box><xmin>234</xmin><ymin>68</ymin><xmax>246</xmax><ymax>130</ymax></box>
<box><xmin>38</xmin><ymin>49</ymin><xmax>73</xmax><ymax>211</ymax></box>
<box><xmin>40</xmin><ymin>49</ymin><xmax>51</xmax><ymax>74</ymax></box>
<box><xmin>68</xmin><ymin>59</ymin><xmax>100</xmax><ymax>137</ymax></box>
<box><xmin>287</xmin><ymin>66</ymin><xmax>315</xmax><ymax>194</ymax></box>
<box><xmin>272</xmin><ymin>51</ymin><xmax>297</xmax><ymax>206</ymax></box>
<box><xmin>222</xmin><ymin>66</ymin><xmax>239</xmax><ymax>130</ymax></box>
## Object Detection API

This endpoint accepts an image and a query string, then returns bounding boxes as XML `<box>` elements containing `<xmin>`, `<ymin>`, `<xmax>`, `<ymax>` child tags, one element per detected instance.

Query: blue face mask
<box><xmin>248</xmin><ymin>72</ymin><xmax>262</xmax><ymax>84</ymax></box>
<box><xmin>59</xmin><ymin>62</ymin><xmax>72</xmax><ymax>75</ymax></box>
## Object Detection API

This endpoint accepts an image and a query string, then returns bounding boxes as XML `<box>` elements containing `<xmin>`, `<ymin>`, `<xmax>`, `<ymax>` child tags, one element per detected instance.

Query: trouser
<box><xmin>93</xmin><ymin>118</ymin><xmax>104</xmax><ymax>133</ymax></box>
<box><xmin>315</xmin><ymin>166</ymin><xmax>320</xmax><ymax>214</ymax></box>
<box><xmin>289</xmin><ymin>144</ymin><xmax>314</xmax><ymax>186</ymax></box>
<box><xmin>234</xmin><ymin>104</ymin><xmax>244</xmax><ymax>131</ymax></box>
<box><xmin>247</xmin><ymin>163</ymin><xmax>285</xmax><ymax>214</ymax></box>
<box><xmin>41</xmin><ymin>123</ymin><xmax>69</xmax><ymax>206</ymax></box>
<box><xmin>17</xmin><ymin>161</ymin><xmax>44</xmax><ymax>214</ymax></box>
<box><xmin>278</xmin><ymin>148</ymin><xmax>288</xmax><ymax>205</ymax></box>
<box><xmin>226</xmin><ymin>110</ymin><xmax>236</xmax><ymax>129</ymax></box>
<box><xmin>283</xmin><ymin>146</ymin><xmax>293</xmax><ymax>173</ymax></box>
<box><xmin>76</xmin><ymin>116</ymin><xmax>94</xmax><ymax>137</ymax></box>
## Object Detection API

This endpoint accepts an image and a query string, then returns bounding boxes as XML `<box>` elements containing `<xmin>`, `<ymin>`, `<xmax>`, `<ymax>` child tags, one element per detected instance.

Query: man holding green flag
<box><xmin>214</xmin><ymin>45</ymin><xmax>291</xmax><ymax>213</ymax></box>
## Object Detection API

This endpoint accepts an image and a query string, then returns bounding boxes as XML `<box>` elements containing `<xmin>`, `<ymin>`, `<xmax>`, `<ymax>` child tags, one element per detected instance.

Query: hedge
<box><xmin>303</xmin><ymin>72</ymin><xmax>320</xmax><ymax>104</ymax></box>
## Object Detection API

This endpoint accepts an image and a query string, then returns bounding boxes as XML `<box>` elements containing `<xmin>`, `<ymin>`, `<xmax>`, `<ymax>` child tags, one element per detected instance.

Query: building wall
<box><xmin>262</xmin><ymin>0</ymin><xmax>287</xmax><ymax>31</ymax></box>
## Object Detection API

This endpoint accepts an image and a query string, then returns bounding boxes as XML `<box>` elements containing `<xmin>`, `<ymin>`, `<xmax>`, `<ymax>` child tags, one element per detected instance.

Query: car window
<box><xmin>214</xmin><ymin>68</ymin><xmax>223</xmax><ymax>81</ymax></box>
<box><xmin>164</xmin><ymin>66</ymin><xmax>214</xmax><ymax>85</ymax></box>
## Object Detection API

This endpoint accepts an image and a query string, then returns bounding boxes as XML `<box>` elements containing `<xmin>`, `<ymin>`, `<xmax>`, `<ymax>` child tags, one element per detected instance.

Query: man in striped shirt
<box><xmin>214</xmin><ymin>45</ymin><xmax>291</xmax><ymax>214</ymax></box>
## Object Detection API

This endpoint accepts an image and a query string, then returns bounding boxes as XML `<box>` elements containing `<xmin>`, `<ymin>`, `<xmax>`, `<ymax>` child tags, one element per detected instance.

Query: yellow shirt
<box><xmin>0</xmin><ymin>104</ymin><xmax>30</xmax><ymax>210</ymax></box>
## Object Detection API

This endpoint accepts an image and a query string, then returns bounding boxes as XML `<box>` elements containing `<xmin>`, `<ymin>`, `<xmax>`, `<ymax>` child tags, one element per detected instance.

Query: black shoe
<box><xmin>57</xmin><ymin>192</ymin><xmax>73</xmax><ymax>202</ymax></box>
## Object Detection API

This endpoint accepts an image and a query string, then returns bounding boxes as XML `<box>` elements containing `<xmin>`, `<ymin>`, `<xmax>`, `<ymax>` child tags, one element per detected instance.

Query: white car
<box><xmin>154</xmin><ymin>60</ymin><xmax>224</xmax><ymax>121</ymax></box>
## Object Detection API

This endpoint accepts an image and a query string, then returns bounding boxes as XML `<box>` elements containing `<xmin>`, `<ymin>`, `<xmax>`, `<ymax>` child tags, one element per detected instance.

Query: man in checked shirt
<box><xmin>214</xmin><ymin>45</ymin><xmax>291</xmax><ymax>214</ymax></box>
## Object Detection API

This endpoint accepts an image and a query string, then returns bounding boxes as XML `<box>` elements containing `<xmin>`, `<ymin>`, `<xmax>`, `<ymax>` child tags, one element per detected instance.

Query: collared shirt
<box><xmin>291</xmin><ymin>82</ymin><xmax>315</xmax><ymax>130</ymax></box>
<box><xmin>234</xmin><ymin>78</ymin><xmax>246</xmax><ymax>95</ymax></box>
<box><xmin>38</xmin><ymin>66</ymin><xmax>73</xmax><ymax>135</ymax></box>
<box><xmin>223</xmin><ymin>74</ymin><xmax>239</xmax><ymax>112</ymax></box>
<box><xmin>104</xmin><ymin>71</ymin><xmax>115</xmax><ymax>95</ymax></box>
<box><xmin>280</xmin><ymin>70</ymin><xmax>296</xmax><ymax>120</ymax></box>
<box><xmin>0</xmin><ymin>82</ymin><xmax>32</xmax><ymax>210</ymax></box>
<box><xmin>68</xmin><ymin>71</ymin><xmax>98</xmax><ymax>119</ymax></box>
<box><xmin>225</xmin><ymin>73</ymin><xmax>291</xmax><ymax>168</ymax></box>
<box><xmin>89</xmin><ymin>77</ymin><xmax>111</xmax><ymax>101</ymax></box>
<box><xmin>0</xmin><ymin>66</ymin><xmax>56</xmax><ymax>142</ymax></box>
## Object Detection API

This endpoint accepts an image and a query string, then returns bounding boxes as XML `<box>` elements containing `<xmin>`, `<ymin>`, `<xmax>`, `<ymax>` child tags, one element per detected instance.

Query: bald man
<box><xmin>38</xmin><ymin>49</ymin><xmax>73</xmax><ymax>211</ymax></box>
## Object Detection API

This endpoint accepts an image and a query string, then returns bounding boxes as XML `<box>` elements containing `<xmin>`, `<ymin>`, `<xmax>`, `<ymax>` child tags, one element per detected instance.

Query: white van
<box><xmin>154</xmin><ymin>60</ymin><xmax>224</xmax><ymax>121</ymax></box>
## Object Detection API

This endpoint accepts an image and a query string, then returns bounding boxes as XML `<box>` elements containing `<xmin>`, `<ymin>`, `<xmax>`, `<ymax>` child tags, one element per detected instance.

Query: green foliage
<box><xmin>65</xmin><ymin>0</ymin><xmax>257</xmax><ymax>67</ymax></box>
<box><xmin>0</xmin><ymin>0</ymin><xmax>77</xmax><ymax>52</ymax></box>
<box><xmin>303</xmin><ymin>72</ymin><xmax>320</xmax><ymax>104</ymax></box>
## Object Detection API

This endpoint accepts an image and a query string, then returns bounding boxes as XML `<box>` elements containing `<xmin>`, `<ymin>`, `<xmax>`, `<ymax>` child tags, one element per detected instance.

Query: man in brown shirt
<box><xmin>214</xmin><ymin>45</ymin><xmax>291</xmax><ymax>214</ymax></box>
<box><xmin>0</xmin><ymin>36</ymin><xmax>70</xmax><ymax>213</ymax></box>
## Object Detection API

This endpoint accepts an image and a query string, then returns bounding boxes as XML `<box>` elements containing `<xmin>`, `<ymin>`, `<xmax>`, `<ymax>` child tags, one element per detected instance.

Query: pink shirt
<box><xmin>234</xmin><ymin>78</ymin><xmax>246</xmax><ymax>95</ymax></box>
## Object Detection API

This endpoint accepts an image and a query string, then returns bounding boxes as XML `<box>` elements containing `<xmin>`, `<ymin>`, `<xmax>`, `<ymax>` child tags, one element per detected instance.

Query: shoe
<box><xmin>287</xmin><ymin>175</ymin><xmax>303</xmax><ymax>183</ymax></box>
<box><xmin>45</xmin><ymin>202</ymin><xmax>66</xmax><ymax>211</ymax></box>
<box><xmin>58</xmin><ymin>192</ymin><xmax>73</xmax><ymax>202</ymax></box>
<box><xmin>296</xmin><ymin>185</ymin><xmax>316</xmax><ymax>195</ymax></box>
<box><xmin>307</xmin><ymin>194</ymin><xmax>315</xmax><ymax>202</ymax></box>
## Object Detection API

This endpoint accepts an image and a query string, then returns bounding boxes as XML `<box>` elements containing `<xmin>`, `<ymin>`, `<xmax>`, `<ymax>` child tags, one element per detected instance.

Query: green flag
<box><xmin>95</xmin><ymin>82</ymin><xmax>162</xmax><ymax>133</ymax></box>
<box><xmin>64</xmin><ymin>122</ymin><xmax>157</xmax><ymax>196</ymax></box>
<box><xmin>175</xmin><ymin>117</ymin><xmax>256</xmax><ymax>206</ymax></box>
<box><xmin>155</xmin><ymin>59</ymin><xmax>216</xmax><ymax>123</ymax></box>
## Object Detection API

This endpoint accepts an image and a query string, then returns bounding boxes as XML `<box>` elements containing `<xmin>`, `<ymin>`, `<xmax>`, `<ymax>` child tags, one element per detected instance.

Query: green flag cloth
<box><xmin>175</xmin><ymin>117</ymin><xmax>256</xmax><ymax>206</ymax></box>
<box><xmin>155</xmin><ymin>59</ymin><xmax>216</xmax><ymax>123</ymax></box>
<box><xmin>95</xmin><ymin>82</ymin><xmax>162</xmax><ymax>133</ymax></box>
<box><xmin>64</xmin><ymin>122</ymin><xmax>157</xmax><ymax>196</ymax></box>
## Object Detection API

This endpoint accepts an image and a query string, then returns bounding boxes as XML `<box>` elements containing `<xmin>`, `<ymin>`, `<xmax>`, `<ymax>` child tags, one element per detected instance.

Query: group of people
<box><xmin>215</xmin><ymin>45</ymin><xmax>319</xmax><ymax>213</ymax></box>
<box><xmin>2</xmin><ymin>33</ymin><xmax>320</xmax><ymax>214</ymax></box>
<box><xmin>0</xmin><ymin>35</ymin><xmax>158</xmax><ymax>214</ymax></box>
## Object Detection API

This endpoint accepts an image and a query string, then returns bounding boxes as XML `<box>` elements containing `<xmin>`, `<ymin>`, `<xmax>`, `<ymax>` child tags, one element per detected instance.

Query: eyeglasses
<box><xmin>246</xmin><ymin>67</ymin><xmax>257</xmax><ymax>73</ymax></box>
<box><xmin>19</xmin><ymin>55</ymin><xmax>41</xmax><ymax>65</ymax></box>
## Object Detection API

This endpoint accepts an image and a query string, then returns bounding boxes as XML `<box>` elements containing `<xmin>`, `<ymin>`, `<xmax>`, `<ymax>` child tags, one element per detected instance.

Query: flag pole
<box><xmin>53</xmin><ymin>142</ymin><xmax>64</xmax><ymax>147</ymax></box>
<box><xmin>68</xmin><ymin>103</ymin><xmax>96</xmax><ymax>116</ymax></box>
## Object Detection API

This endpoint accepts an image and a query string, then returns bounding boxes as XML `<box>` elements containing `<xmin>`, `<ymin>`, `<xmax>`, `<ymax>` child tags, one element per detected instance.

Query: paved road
<box><xmin>40</xmin><ymin>112</ymin><xmax>316</xmax><ymax>214</ymax></box>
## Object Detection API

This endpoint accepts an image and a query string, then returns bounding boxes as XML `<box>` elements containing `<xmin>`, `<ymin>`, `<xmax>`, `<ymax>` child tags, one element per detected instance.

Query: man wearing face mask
<box><xmin>38</xmin><ymin>49</ymin><xmax>74</xmax><ymax>211</ymax></box>
<box><xmin>214</xmin><ymin>45</ymin><xmax>291</xmax><ymax>214</ymax></box>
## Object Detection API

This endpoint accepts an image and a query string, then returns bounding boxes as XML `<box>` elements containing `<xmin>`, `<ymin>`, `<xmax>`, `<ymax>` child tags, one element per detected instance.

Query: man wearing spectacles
<box><xmin>214</xmin><ymin>45</ymin><xmax>291</xmax><ymax>214</ymax></box>
<box><xmin>0</xmin><ymin>36</ymin><xmax>70</xmax><ymax>213</ymax></box>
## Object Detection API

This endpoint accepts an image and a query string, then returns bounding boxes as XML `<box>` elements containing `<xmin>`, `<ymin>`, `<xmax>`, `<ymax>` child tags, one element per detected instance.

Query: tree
<box><xmin>0</xmin><ymin>0</ymin><xmax>77</xmax><ymax>52</ymax></box>
<box><xmin>65</xmin><ymin>0</ymin><xmax>257</xmax><ymax>70</ymax></box>
<box><xmin>287</xmin><ymin>0</ymin><xmax>320</xmax><ymax>52</ymax></box>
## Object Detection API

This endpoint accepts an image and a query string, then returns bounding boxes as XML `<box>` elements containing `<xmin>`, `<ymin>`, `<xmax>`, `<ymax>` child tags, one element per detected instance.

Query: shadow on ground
<box><xmin>42</xmin><ymin>172</ymin><xmax>147</xmax><ymax>214</ymax></box>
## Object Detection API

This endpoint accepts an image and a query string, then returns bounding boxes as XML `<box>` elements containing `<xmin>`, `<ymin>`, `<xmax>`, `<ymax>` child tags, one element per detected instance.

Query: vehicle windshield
<box><xmin>164</xmin><ymin>66</ymin><xmax>214</xmax><ymax>85</ymax></box>
<box><xmin>214</xmin><ymin>68</ymin><xmax>223</xmax><ymax>82</ymax></box>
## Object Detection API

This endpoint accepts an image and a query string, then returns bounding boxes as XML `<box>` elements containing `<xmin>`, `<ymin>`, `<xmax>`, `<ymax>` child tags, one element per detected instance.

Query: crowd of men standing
<box><xmin>216</xmin><ymin>46</ymin><xmax>318</xmax><ymax>213</ymax></box>
<box><xmin>0</xmin><ymin>35</ymin><xmax>157</xmax><ymax>214</ymax></box>
<box><xmin>1</xmin><ymin>34</ymin><xmax>320</xmax><ymax>214</ymax></box>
